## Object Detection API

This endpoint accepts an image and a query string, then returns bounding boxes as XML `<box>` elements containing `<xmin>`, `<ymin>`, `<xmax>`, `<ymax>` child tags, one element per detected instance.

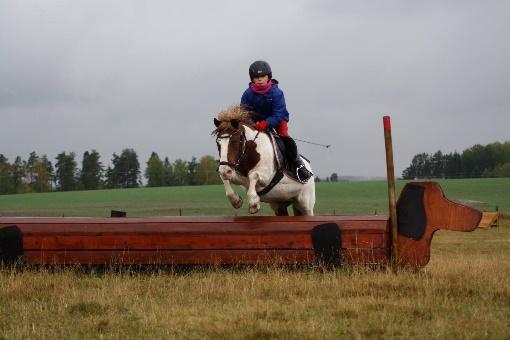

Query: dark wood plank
<box><xmin>2</xmin><ymin>215</ymin><xmax>390</xmax><ymax>266</ymax></box>
<box><xmin>22</xmin><ymin>231</ymin><xmax>387</xmax><ymax>251</ymax></box>
<box><xmin>23</xmin><ymin>248</ymin><xmax>388</xmax><ymax>265</ymax></box>
<box><xmin>0</xmin><ymin>215</ymin><xmax>389</xmax><ymax>225</ymax></box>
<box><xmin>4</xmin><ymin>220</ymin><xmax>388</xmax><ymax>235</ymax></box>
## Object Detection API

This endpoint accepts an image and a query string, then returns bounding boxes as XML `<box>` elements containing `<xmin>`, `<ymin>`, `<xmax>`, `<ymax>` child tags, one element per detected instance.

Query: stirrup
<box><xmin>296</xmin><ymin>164</ymin><xmax>313</xmax><ymax>183</ymax></box>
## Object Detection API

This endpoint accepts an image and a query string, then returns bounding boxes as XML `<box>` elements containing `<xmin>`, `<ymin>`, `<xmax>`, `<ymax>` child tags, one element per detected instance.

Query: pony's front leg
<box><xmin>222</xmin><ymin>179</ymin><xmax>243</xmax><ymax>209</ymax></box>
<box><xmin>247</xmin><ymin>172</ymin><xmax>261</xmax><ymax>214</ymax></box>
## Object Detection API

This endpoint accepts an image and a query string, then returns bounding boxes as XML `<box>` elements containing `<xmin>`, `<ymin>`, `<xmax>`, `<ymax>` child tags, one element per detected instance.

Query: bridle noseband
<box><xmin>217</xmin><ymin>127</ymin><xmax>259</xmax><ymax>172</ymax></box>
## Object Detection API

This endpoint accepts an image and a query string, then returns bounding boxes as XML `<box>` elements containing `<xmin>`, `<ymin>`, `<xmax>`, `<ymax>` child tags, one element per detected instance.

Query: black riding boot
<box><xmin>295</xmin><ymin>157</ymin><xmax>313</xmax><ymax>183</ymax></box>
<box><xmin>281</xmin><ymin>136</ymin><xmax>313</xmax><ymax>183</ymax></box>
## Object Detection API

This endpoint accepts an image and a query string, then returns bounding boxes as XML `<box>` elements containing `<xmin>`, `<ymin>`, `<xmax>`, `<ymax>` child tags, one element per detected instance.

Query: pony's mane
<box><xmin>213</xmin><ymin>105</ymin><xmax>254</xmax><ymax>135</ymax></box>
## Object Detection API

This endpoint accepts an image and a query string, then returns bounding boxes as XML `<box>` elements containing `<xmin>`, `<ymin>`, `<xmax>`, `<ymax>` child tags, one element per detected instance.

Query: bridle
<box><xmin>216</xmin><ymin>127</ymin><xmax>259</xmax><ymax>172</ymax></box>
<box><xmin>216</xmin><ymin>124</ymin><xmax>284</xmax><ymax>196</ymax></box>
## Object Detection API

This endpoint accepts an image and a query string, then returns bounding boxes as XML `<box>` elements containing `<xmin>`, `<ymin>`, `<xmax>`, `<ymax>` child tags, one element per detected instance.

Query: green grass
<box><xmin>0</xmin><ymin>178</ymin><xmax>508</xmax><ymax>217</ymax></box>
<box><xmin>0</xmin><ymin>178</ymin><xmax>509</xmax><ymax>338</ymax></box>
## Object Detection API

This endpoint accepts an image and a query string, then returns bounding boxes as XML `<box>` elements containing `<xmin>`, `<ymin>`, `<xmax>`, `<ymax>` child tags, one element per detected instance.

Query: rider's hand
<box><xmin>255</xmin><ymin>120</ymin><xmax>268</xmax><ymax>132</ymax></box>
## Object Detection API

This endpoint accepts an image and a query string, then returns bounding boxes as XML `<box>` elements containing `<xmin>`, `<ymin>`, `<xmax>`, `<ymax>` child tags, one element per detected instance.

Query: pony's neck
<box><xmin>241</xmin><ymin>124</ymin><xmax>259</xmax><ymax>139</ymax></box>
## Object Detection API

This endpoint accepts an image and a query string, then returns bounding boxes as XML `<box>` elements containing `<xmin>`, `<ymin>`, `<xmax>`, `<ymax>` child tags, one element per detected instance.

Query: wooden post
<box><xmin>383</xmin><ymin>116</ymin><xmax>399</xmax><ymax>263</ymax></box>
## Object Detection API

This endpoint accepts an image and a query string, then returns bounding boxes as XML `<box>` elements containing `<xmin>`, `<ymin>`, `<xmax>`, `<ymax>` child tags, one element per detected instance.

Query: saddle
<box><xmin>255</xmin><ymin>130</ymin><xmax>312</xmax><ymax>196</ymax></box>
<box><xmin>268</xmin><ymin>131</ymin><xmax>310</xmax><ymax>183</ymax></box>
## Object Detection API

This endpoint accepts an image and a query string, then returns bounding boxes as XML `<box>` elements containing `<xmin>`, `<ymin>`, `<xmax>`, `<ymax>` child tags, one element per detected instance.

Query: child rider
<box><xmin>241</xmin><ymin>60</ymin><xmax>313</xmax><ymax>182</ymax></box>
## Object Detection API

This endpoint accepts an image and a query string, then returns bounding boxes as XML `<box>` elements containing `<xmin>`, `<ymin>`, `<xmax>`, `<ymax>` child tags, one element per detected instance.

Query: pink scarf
<box><xmin>250</xmin><ymin>81</ymin><xmax>273</xmax><ymax>95</ymax></box>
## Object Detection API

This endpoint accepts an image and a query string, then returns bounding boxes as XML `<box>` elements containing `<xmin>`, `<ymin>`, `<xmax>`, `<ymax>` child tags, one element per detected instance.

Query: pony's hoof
<box><xmin>248</xmin><ymin>203</ymin><xmax>260</xmax><ymax>214</ymax></box>
<box><xmin>231</xmin><ymin>196</ymin><xmax>243</xmax><ymax>209</ymax></box>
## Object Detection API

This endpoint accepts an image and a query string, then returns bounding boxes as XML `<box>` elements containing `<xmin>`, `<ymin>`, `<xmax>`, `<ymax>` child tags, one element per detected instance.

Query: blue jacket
<box><xmin>241</xmin><ymin>80</ymin><xmax>289</xmax><ymax>128</ymax></box>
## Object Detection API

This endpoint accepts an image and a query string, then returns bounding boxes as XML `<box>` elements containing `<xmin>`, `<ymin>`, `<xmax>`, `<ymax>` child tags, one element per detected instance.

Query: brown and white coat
<box><xmin>213</xmin><ymin>106</ymin><xmax>315</xmax><ymax>216</ymax></box>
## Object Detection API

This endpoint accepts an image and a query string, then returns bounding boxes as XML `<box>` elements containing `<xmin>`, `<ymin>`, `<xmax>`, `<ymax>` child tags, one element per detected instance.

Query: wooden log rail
<box><xmin>0</xmin><ymin>182</ymin><xmax>482</xmax><ymax>269</ymax></box>
<box><xmin>0</xmin><ymin>216</ymin><xmax>389</xmax><ymax>266</ymax></box>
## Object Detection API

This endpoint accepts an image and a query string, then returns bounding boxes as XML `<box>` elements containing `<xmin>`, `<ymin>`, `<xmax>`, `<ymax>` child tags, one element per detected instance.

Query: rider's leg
<box><xmin>282</xmin><ymin>136</ymin><xmax>298</xmax><ymax>162</ymax></box>
<box><xmin>281</xmin><ymin>136</ymin><xmax>313</xmax><ymax>182</ymax></box>
<box><xmin>277</xmin><ymin>120</ymin><xmax>289</xmax><ymax>137</ymax></box>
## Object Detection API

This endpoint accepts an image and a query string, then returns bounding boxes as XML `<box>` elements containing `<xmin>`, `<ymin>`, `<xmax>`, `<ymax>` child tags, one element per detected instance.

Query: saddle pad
<box><xmin>268</xmin><ymin>131</ymin><xmax>310</xmax><ymax>183</ymax></box>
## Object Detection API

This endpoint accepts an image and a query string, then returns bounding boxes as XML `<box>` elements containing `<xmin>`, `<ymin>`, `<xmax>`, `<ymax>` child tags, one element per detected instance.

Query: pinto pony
<box><xmin>213</xmin><ymin>105</ymin><xmax>315</xmax><ymax>216</ymax></box>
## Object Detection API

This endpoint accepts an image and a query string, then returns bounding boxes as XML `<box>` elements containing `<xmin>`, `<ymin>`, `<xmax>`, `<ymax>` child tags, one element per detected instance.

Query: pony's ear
<box><xmin>231</xmin><ymin>119</ymin><xmax>239</xmax><ymax>129</ymax></box>
<box><xmin>214</xmin><ymin>118</ymin><xmax>221</xmax><ymax>127</ymax></box>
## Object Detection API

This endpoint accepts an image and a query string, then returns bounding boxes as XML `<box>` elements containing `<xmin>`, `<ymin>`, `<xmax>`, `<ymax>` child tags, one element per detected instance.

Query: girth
<box><xmin>256</xmin><ymin>132</ymin><xmax>286</xmax><ymax>196</ymax></box>
<box><xmin>256</xmin><ymin>169</ymin><xmax>285</xmax><ymax>196</ymax></box>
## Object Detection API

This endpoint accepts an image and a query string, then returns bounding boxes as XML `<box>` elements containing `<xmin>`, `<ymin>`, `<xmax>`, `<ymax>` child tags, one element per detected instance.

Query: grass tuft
<box><xmin>68</xmin><ymin>302</ymin><xmax>108</xmax><ymax>317</ymax></box>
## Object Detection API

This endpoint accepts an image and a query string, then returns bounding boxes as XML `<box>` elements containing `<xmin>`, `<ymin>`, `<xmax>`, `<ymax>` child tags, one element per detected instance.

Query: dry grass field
<box><xmin>1</xmin><ymin>220</ymin><xmax>509</xmax><ymax>339</ymax></box>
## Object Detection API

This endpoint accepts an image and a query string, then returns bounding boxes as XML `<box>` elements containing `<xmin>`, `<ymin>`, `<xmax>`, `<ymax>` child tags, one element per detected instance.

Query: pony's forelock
<box><xmin>212</xmin><ymin>105</ymin><xmax>254</xmax><ymax>135</ymax></box>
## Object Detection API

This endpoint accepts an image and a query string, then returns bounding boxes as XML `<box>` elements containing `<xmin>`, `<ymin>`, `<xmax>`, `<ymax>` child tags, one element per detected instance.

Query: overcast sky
<box><xmin>1</xmin><ymin>1</ymin><xmax>509</xmax><ymax>178</ymax></box>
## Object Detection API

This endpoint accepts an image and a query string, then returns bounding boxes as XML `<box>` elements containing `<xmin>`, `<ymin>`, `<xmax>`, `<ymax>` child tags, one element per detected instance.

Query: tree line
<box><xmin>402</xmin><ymin>141</ymin><xmax>510</xmax><ymax>179</ymax></box>
<box><xmin>0</xmin><ymin>149</ymin><xmax>222</xmax><ymax>195</ymax></box>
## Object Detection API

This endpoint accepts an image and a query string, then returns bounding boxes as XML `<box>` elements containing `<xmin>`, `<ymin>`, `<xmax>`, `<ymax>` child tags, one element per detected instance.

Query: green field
<box><xmin>1</xmin><ymin>178</ymin><xmax>509</xmax><ymax>338</ymax></box>
<box><xmin>0</xmin><ymin>178</ymin><xmax>508</xmax><ymax>217</ymax></box>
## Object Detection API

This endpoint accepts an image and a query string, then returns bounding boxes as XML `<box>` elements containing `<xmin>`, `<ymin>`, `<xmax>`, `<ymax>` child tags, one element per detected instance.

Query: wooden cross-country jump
<box><xmin>0</xmin><ymin>118</ymin><xmax>482</xmax><ymax>269</ymax></box>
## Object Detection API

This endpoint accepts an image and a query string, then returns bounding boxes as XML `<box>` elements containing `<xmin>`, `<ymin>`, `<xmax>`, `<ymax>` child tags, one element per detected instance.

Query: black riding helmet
<box><xmin>249</xmin><ymin>60</ymin><xmax>272</xmax><ymax>80</ymax></box>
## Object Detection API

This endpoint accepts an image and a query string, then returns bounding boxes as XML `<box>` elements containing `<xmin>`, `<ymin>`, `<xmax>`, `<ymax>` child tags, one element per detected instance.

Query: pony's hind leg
<box><xmin>293</xmin><ymin>181</ymin><xmax>315</xmax><ymax>216</ymax></box>
<box><xmin>293</xmin><ymin>205</ymin><xmax>313</xmax><ymax>216</ymax></box>
<box><xmin>270</xmin><ymin>202</ymin><xmax>290</xmax><ymax>216</ymax></box>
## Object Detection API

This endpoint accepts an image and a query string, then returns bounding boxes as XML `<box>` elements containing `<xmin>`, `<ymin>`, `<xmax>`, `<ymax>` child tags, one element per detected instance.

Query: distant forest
<box><xmin>2</xmin><ymin>141</ymin><xmax>508</xmax><ymax>195</ymax></box>
<box><xmin>0</xmin><ymin>149</ymin><xmax>222</xmax><ymax>195</ymax></box>
<box><xmin>402</xmin><ymin>141</ymin><xmax>510</xmax><ymax>179</ymax></box>
<box><xmin>0</xmin><ymin>148</ymin><xmax>342</xmax><ymax>195</ymax></box>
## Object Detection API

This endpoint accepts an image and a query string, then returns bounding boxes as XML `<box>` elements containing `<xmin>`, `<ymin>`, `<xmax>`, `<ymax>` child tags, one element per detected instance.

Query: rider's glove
<box><xmin>255</xmin><ymin>120</ymin><xmax>268</xmax><ymax>132</ymax></box>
